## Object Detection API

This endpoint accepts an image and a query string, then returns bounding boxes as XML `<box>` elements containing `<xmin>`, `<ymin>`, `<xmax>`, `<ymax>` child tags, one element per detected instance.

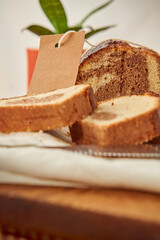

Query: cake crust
<box><xmin>0</xmin><ymin>85</ymin><xmax>97</xmax><ymax>133</ymax></box>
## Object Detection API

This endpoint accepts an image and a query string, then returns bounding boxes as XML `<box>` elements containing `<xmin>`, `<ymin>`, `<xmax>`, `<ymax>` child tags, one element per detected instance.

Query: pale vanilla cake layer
<box><xmin>82</xmin><ymin>95</ymin><xmax>159</xmax><ymax>126</ymax></box>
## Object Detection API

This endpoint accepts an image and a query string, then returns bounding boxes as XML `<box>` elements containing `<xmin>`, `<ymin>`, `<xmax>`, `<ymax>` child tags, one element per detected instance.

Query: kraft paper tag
<box><xmin>28</xmin><ymin>31</ymin><xmax>85</xmax><ymax>95</ymax></box>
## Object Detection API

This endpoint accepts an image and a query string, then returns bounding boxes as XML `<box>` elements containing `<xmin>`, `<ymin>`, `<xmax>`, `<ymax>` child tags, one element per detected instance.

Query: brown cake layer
<box><xmin>76</xmin><ymin>40</ymin><xmax>160</xmax><ymax>101</ymax></box>
<box><xmin>0</xmin><ymin>85</ymin><xmax>96</xmax><ymax>133</ymax></box>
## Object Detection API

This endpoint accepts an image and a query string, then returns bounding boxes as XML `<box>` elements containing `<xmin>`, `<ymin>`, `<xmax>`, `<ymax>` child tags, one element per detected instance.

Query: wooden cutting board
<box><xmin>0</xmin><ymin>184</ymin><xmax>160</xmax><ymax>240</ymax></box>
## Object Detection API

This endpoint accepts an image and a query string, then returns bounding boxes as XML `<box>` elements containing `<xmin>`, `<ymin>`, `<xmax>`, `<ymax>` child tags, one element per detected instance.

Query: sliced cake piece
<box><xmin>76</xmin><ymin>40</ymin><xmax>160</xmax><ymax>101</ymax></box>
<box><xmin>70</xmin><ymin>95</ymin><xmax>160</xmax><ymax>146</ymax></box>
<box><xmin>0</xmin><ymin>84</ymin><xmax>96</xmax><ymax>133</ymax></box>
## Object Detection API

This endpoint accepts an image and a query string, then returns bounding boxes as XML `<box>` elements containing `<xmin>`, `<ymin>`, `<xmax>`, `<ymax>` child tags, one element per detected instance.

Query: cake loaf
<box><xmin>76</xmin><ymin>40</ymin><xmax>160</xmax><ymax>101</ymax></box>
<box><xmin>70</xmin><ymin>95</ymin><xmax>160</xmax><ymax>146</ymax></box>
<box><xmin>0</xmin><ymin>84</ymin><xmax>96</xmax><ymax>133</ymax></box>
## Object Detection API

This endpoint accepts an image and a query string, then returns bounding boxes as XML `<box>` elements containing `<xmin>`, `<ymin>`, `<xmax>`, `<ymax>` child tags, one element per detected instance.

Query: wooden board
<box><xmin>0</xmin><ymin>184</ymin><xmax>160</xmax><ymax>240</ymax></box>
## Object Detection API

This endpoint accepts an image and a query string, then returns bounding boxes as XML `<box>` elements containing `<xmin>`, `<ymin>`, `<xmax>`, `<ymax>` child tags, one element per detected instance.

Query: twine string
<box><xmin>57</xmin><ymin>32</ymin><xmax>158</xmax><ymax>56</ymax></box>
<box><xmin>57</xmin><ymin>30</ymin><xmax>96</xmax><ymax>48</ymax></box>
<box><xmin>58</xmin><ymin>30</ymin><xmax>75</xmax><ymax>48</ymax></box>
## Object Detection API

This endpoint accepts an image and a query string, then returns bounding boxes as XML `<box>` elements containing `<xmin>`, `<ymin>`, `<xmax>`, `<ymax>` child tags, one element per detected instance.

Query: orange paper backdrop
<box><xmin>27</xmin><ymin>49</ymin><xmax>38</xmax><ymax>89</ymax></box>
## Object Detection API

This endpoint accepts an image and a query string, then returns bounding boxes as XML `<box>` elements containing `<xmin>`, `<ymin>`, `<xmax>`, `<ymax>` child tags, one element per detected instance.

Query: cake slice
<box><xmin>76</xmin><ymin>40</ymin><xmax>160</xmax><ymax>101</ymax></box>
<box><xmin>0</xmin><ymin>84</ymin><xmax>96</xmax><ymax>133</ymax></box>
<box><xmin>70</xmin><ymin>95</ymin><xmax>160</xmax><ymax>146</ymax></box>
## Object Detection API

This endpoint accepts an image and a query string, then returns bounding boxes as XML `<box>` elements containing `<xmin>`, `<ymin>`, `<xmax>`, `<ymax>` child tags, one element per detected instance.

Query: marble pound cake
<box><xmin>70</xmin><ymin>95</ymin><xmax>160</xmax><ymax>146</ymax></box>
<box><xmin>0</xmin><ymin>84</ymin><xmax>96</xmax><ymax>133</ymax></box>
<box><xmin>76</xmin><ymin>40</ymin><xmax>160</xmax><ymax>101</ymax></box>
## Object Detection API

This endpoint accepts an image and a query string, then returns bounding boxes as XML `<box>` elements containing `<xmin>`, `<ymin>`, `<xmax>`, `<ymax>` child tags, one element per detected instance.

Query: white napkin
<box><xmin>0</xmin><ymin>130</ymin><xmax>70</xmax><ymax>147</ymax></box>
<box><xmin>0</xmin><ymin>131</ymin><xmax>160</xmax><ymax>193</ymax></box>
<box><xmin>0</xmin><ymin>170</ymin><xmax>84</xmax><ymax>188</ymax></box>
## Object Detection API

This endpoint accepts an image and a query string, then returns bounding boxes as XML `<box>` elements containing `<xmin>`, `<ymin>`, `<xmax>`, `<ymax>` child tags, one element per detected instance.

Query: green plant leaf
<box><xmin>39</xmin><ymin>0</ymin><xmax>68</xmax><ymax>33</ymax></box>
<box><xmin>64</xmin><ymin>26</ymin><xmax>82</xmax><ymax>32</ymax></box>
<box><xmin>78</xmin><ymin>0</ymin><xmax>114</xmax><ymax>26</ymax></box>
<box><xmin>23</xmin><ymin>25</ymin><xmax>54</xmax><ymax>36</ymax></box>
<box><xmin>68</xmin><ymin>25</ymin><xmax>94</xmax><ymax>32</ymax></box>
<box><xmin>85</xmin><ymin>24</ymin><xmax>116</xmax><ymax>39</ymax></box>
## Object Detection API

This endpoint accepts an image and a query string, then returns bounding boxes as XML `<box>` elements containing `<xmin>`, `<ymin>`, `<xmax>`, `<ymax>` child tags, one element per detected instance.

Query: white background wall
<box><xmin>0</xmin><ymin>0</ymin><xmax>160</xmax><ymax>98</ymax></box>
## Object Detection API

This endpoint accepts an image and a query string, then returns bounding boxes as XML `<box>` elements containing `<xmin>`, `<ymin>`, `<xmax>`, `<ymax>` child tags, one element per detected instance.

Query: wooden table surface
<box><xmin>0</xmin><ymin>184</ymin><xmax>160</xmax><ymax>240</ymax></box>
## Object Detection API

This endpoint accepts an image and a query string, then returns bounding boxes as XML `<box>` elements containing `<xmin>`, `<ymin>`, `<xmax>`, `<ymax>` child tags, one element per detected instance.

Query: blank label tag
<box><xmin>28</xmin><ymin>31</ymin><xmax>85</xmax><ymax>95</ymax></box>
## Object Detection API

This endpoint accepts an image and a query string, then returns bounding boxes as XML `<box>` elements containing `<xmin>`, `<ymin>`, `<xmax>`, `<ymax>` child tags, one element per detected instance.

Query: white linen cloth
<box><xmin>0</xmin><ymin>131</ymin><xmax>160</xmax><ymax>193</ymax></box>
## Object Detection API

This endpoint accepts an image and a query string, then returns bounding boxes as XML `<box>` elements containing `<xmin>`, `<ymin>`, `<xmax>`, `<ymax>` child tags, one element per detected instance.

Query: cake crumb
<box><xmin>111</xmin><ymin>102</ymin><xmax>114</xmax><ymax>106</ymax></box>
